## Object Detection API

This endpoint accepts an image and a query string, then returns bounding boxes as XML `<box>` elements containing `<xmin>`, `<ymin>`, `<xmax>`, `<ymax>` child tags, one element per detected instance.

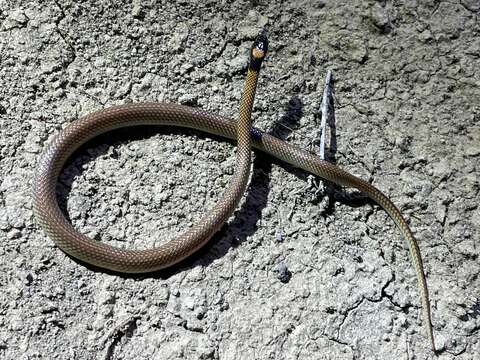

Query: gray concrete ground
<box><xmin>1</xmin><ymin>0</ymin><xmax>479</xmax><ymax>359</ymax></box>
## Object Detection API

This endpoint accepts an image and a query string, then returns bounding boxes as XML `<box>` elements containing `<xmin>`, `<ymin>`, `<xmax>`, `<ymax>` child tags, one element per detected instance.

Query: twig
<box><xmin>100</xmin><ymin>316</ymin><xmax>140</xmax><ymax>360</ymax></box>
<box><xmin>318</xmin><ymin>70</ymin><xmax>334</xmax><ymax>160</ymax></box>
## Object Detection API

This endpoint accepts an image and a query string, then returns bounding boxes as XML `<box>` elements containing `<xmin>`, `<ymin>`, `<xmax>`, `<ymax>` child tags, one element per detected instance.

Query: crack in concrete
<box><xmin>53</xmin><ymin>0</ymin><xmax>76</xmax><ymax>69</ymax></box>
<box><xmin>332</xmin><ymin>270</ymin><xmax>409</xmax><ymax>348</ymax></box>
<box><xmin>198</xmin><ymin>40</ymin><xmax>231</xmax><ymax>69</ymax></box>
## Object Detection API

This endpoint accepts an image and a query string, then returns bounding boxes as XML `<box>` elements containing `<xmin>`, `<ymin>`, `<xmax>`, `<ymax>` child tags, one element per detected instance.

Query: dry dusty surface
<box><xmin>1</xmin><ymin>0</ymin><xmax>479</xmax><ymax>359</ymax></box>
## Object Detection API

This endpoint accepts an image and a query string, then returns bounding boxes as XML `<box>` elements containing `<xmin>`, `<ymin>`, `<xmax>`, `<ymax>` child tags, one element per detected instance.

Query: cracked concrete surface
<box><xmin>1</xmin><ymin>0</ymin><xmax>479</xmax><ymax>359</ymax></box>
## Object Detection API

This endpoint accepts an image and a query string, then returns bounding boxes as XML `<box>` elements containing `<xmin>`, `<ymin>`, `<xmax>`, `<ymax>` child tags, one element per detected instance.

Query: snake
<box><xmin>33</xmin><ymin>32</ymin><xmax>435</xmax><ymax>352</ymax></box>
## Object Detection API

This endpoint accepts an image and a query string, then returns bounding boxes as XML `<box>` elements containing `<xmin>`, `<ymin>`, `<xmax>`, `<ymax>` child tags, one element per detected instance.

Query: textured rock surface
<box><xmin>1</xmin><ymin>0</ymin><xmax>479</xmax><ymax>359</ymax></box>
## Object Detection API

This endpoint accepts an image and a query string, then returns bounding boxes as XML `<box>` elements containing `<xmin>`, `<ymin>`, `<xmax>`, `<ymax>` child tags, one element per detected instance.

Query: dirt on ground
<box><xmin>1</xmin><ymin>0</ymin><xmax>479</xmax><ymax>359</ymax></box>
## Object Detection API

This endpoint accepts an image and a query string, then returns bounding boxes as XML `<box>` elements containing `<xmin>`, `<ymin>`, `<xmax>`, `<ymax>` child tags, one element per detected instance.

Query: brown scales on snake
<box><xmin>33</xmin><ymin>32</ymin><xmax>436</xmax><ymax>352</ymax></box>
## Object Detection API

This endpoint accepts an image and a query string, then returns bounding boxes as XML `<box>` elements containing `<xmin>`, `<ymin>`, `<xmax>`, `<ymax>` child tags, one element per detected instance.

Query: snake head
<box><xmin>249</xmin><ymin>29</ymin><xmax>268</xmax><ymax>71</ymax></box>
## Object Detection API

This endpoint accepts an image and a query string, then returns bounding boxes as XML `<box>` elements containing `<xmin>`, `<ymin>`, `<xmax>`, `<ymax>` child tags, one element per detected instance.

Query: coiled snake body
<box><xmin>33</xmin><ymin>33</ymin><xmax>435</xmax><ymax>352</ymax></box>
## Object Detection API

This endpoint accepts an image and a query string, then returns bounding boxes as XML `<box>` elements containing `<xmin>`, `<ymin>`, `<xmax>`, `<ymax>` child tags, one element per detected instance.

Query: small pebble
<box><xmin>25</xmin><ymin>273</ymin><xmax>34</xmax><ymax>285</ymax></box>
<box><xmin>7</xmin><ymin>229</ymin><xmax>21</xmax><ymax>239</ymax></box>
<box><xmin>276</xmin><ymin>262</ymin><xmax>292</xmax><ymax>283</ymax></box>
<box><xmin>275</xmin><ymin>230</ymin><xmax>284</xmax><ymax>242</ymax></box>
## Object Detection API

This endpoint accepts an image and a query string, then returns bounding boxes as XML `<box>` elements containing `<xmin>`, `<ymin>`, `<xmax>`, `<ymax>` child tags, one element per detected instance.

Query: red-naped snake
<box><xmin>33</xmin><ymin>32</ymin><xmax>435</xmax><ymax>352</ymax></box>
